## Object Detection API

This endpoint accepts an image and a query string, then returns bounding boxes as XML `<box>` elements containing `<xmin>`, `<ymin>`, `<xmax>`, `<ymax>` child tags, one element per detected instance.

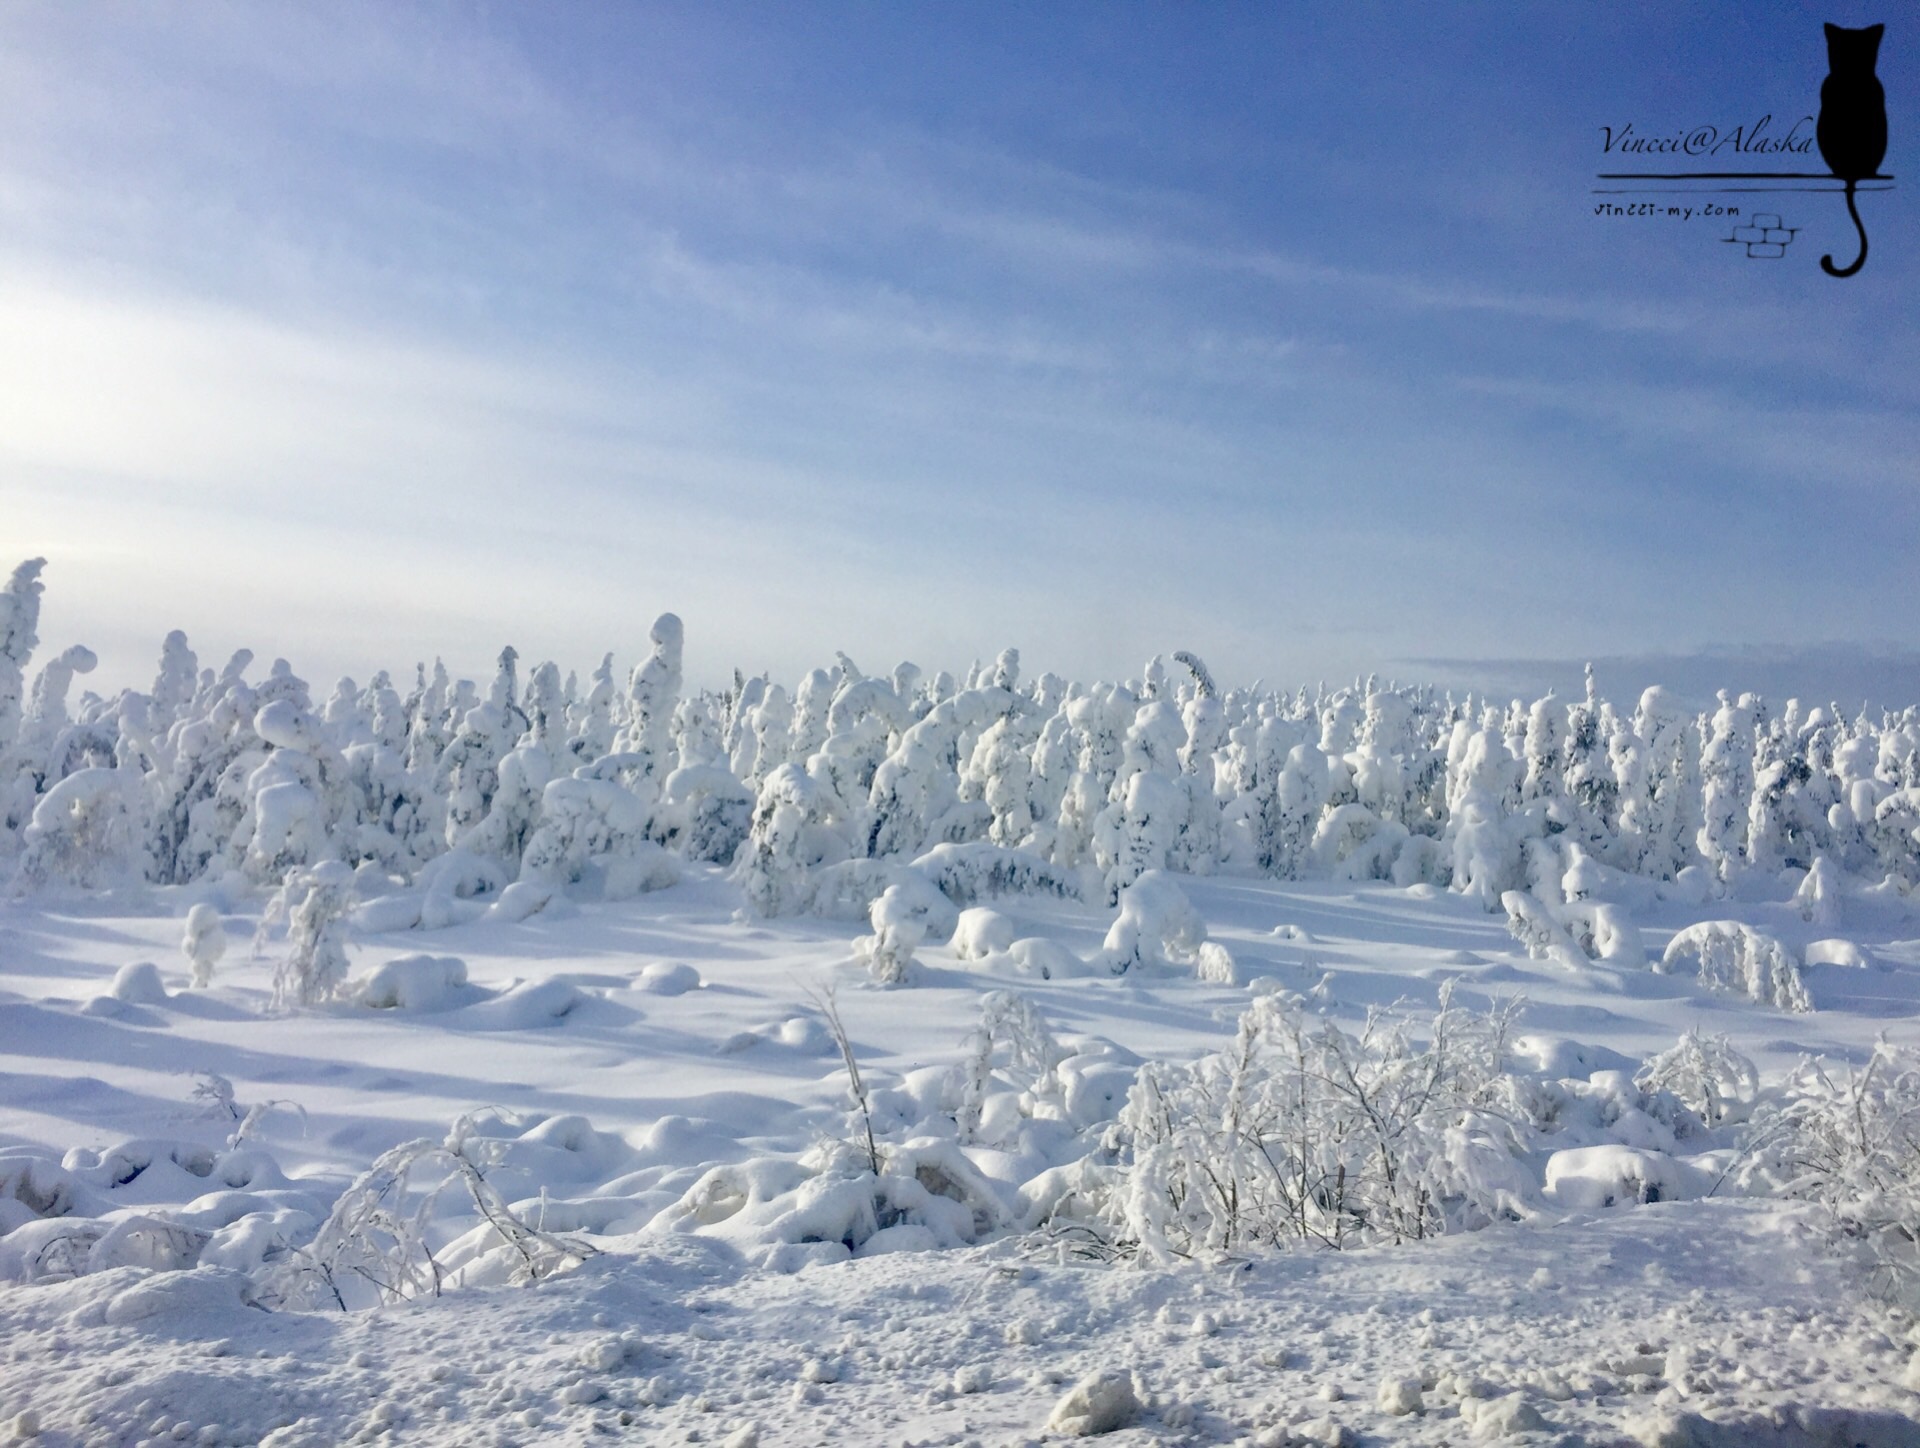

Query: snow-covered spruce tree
<box><xmin>1696</xmin><ymin>690</ymin><xmax>1757</xmax><ymax>890</ymax></box>
<box><xmin>144</xmin><ymin>655</ymin><xmax>265</xmax><ymax>883</ymax></box>
<box><xmin>436</xmin><ymin>648</ymin><xmax>527</xmax><ymax>847</ymax></box>
<box><xmin>967</xmin><ymin>712</ymin><xmax>1038</xmax><ymax>849</ymax></box>
<box><xmin>515</xmin><ymin>765</ymin><xmax>678</xmax><ymax>904</ymax></box>
<box><xmin>1442</xmin><ymin>720</ymin><xmax>1529</xmax><ymax>907</ymax></box>
<box><xmin>1519</xmin><ymin>692</ymin><xmax>1567</xmax><ymax>809</ymax></box>
<box><xmin>872</xmin><ymin>678</ymin><xmax>1016</xmax><ymax>859</ymax></box>
<box><xmin>568</xmin><ymin>653</ymin><xmax>619</xmax><ymax>765</ymax></box>
<box><xmin>791</xmin><ymin>667</ymin><xmax>834</xmax><ymax>765</ymax></box>
<box><xmin>867</xmin><ymin>699</ymin><xmax>966</xmax><ymax>860</ymax></box>
<box><xmin>1092</xmin><ymin>702</ymin><xmax>1191</xmax><ymax>901</ymax></box>
<box><xmin>1559</xmin><ymin>665</ymin><xmax>1618</xmax><ymax>857</ymax></box>
<box><xmin>1021</xmin><ymin>705</ymin><xmax>1077</xmax><ymax>860</ymax></box>
<box><xmin>402</xmin><ymin>659</ymin><xmax>454</xmax><ymax>777</ymax></box>
<box><xmin>613</xmin><ymin>613</ymin><xmax>684</xmax><ymax>815</ymax></box>
<box><xmin>228</xmin><ymin>692</ymin><xmax>351</xmax><ymax>883</ymax></box>
<box><xmin>1348</xmin><ymin>689</ymin><xmax>1419</xmax><ymax>830</ymax></box>
<box><xmin>455</xmin><ymin>743</ymin><xmax>553</xmax><ymax>877</ymax></box>
<box><xmin>20</xmin><ymin>644</ymin><xmax>98</xmax><ymax>764</ymax></box>
<box><xmin>340</xmin><ymin>718</ymin><xmax>441</xmax><ymax>879</ymax></box>
<box><xmin>743</xmin><ymin>680</ymin><xmax>796</xmax><ymax>787</ymax></box>
<box><xmin>148</xmin><ymin>630</ymin><xmax>198</xmax><ymax>739</ymax></box>
<box><xmin>853</xmin><ymin>883</ymin><xmax>927</xmax><ymax>985</ymax></box>
<box><xmin>1748</xmin><ymin>708</ymin><xmax>1833</xmax><ymax>874</ymax></box>
<box><xmin>734</xmin><ymin>763</ymin><xmax>833</xmax><ymax>915</ymax></box>
<box><xmin>808</xmin><ymin>672</ymin><xmax>909</xmax><ymax>855</ymax></box>
<box><xmin>1827</xmin><ymin>722</ymin><xmax>1890</xmax><ymax>876</ymax></box>
<box><xmin>182</xmin><ymin>902</ymin><xmax>228</xmax><ymax>988</ymax></box>
<box><xmin>650</xmin><ymin>694</ymin><xmax>751</xmax><ymax>864</ymax></box>
<box><xmin>0</xmin><ymin>559</ymin><xmax>46</xmax><ymax>763</ymax></box>
<box><xmin>1618</xmin><ymin>686</ymin><xmax>1701</xmax><ymax>881</ymax></box>
<box><xmin>1247</xmin><ymin>734</ymin><xmax>1329</xmax><ymax>880</ymax></box>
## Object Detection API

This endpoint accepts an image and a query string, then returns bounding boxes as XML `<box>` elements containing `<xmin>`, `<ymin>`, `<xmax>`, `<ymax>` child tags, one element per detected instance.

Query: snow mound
<box><xmin>1543</xmin><ymin>1146</ymin><xmax>1705</xmax><ymax>1209</ymax></box>
<box><xmin>638</xmin><ymin>961</ymin><xmax>702</xmax><ymax>994</ymax></box>
<box><xmin>349</xmin><ymin>953</ymin><xmax>470</xmax><ymax>1010</ymax></box>
<box><xmin>109</xmin><ymin>961</ymin><xmax>169</xmax><ymax>1005</ymax></box>
<box><xmin>1046</xmin><ymin>1369</ymin><xmax>1141</xmax><ymax>1436</ymax></box>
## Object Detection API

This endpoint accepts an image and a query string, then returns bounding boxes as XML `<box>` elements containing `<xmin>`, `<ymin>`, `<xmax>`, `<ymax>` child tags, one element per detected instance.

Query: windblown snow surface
<box><xmin>2</xmin><ymin>869</ymin><xmax>1918</xmax><ymax>1447</ymax></box>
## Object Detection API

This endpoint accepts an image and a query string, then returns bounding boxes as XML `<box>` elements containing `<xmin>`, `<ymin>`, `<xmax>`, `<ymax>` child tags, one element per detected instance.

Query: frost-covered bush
<box><xmin>1742</xmin><ymin>1040</ymin><xmax>1920</xmax><ymax>1301</ymax></box>
<box><xmin>1103</xmin><ymin>985</ymin><xmax>1526</xmax><ymax>1259</ymax></box>
<box><xmin>950</xmin><ymin>990</ymin><xmax>1067</xmax><ymax>1144</ymax></box>
<box><xmin>261</xmin><ymin>1110</ymin><xmax>595</xmax><ymax>1311</ymax></box>
<box><xmin>1635</xmin><ymin>1030</ymin><xmax>1758</xmax><ymax>1130</ymax></box>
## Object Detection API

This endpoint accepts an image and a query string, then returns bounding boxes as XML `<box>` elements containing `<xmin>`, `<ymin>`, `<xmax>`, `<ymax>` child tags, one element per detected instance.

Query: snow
<box><xmin>1</xmin><ymin>582</ymin><xmax>1919</xmax><ymax>1442</ymax></box>
<box><xmin>1</xmin><ymin>867</ymin><xmax>1916</xmax><ymax>1443</ymax></box>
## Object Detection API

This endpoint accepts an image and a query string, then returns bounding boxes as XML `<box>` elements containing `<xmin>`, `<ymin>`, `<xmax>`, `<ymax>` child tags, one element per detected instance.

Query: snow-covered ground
<box><xmin>3</xmin><ymin>868</ymin><xmax>1918</xmax><ymax>1446</ymax></box>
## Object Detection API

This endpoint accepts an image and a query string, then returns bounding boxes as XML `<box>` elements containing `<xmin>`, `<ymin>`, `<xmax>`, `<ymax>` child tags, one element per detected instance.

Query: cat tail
<box><xmin>1821</xmin><ymin>179</ymin><xmax>1868</xmax><ymax>277</ymax></box>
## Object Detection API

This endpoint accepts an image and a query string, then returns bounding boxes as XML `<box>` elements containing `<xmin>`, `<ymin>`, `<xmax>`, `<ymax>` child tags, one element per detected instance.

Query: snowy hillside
<box><xmin>2</xmin><ymin>558</ymin><xmax>1919</xmax><ymax>1447</ymax></box>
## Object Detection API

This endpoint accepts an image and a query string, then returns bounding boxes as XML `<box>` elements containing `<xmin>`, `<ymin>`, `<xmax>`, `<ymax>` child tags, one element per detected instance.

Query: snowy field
<box><xmin>2</xmin><ymin>561</ymin><xmax>1919</xmax><ymax>1446</ymax></box>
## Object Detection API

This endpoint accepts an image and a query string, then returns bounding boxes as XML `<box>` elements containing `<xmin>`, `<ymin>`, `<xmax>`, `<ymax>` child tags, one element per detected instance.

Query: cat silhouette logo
<box><xmin>1593</xmin><ymin>21</ymin><xmax>1892</xmax><ymax>279</ymax></box>
<box><xmin>1816</xmin><ymin>23</ymin><xmax>1886</xmax><ymax>276</ymax></box>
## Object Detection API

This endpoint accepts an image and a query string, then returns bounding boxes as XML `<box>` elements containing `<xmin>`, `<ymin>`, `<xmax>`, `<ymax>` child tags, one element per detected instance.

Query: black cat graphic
<box><xmin>1817</xmin><ymin>22</ymin><xmax>1887</xmax><ymax>277</ymax></box>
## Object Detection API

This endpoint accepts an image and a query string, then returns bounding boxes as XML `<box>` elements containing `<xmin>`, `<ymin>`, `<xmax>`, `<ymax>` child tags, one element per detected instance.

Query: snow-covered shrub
<box><xmin>264</xmin><ymin>860</ymin><xmax>355</xmax><ymax>1010</ymax></box>
<box><xmin>1046</xmin><ymin>1371</ymin><xmax>1141</xmax><ymax>1437</ymax></box>
<box><xmin>1742</xmin><ymin>1040</ymin><xmax>1920</xmax><ymax>1301</ymax></box>
<box><xmin>1635</xmin><ymin>1030</ymin><xmax>1758</xmax><ymax>1130</ymax></box>
<box><xmin>1096</xmin><ymin>870</ymin><xmax>1207</xmax><ymax>976</ymax></box>
<box><xmin>1659</xmin><ymin>921</ymin><xmax>1812</xmax><ymax>1013</ymax></box>
<box><xmin>855</xmin><ymin>884</ymin><xmax>928</xmax><ymax>986</ymax></box>
<box><xmin>15</xmin><ymin>766</ymin><xmax>138</xmax><ymax>890</ymax></box>
<box><xmin>261</xmin><ymin>1110</ymin><xmax>594</xmax><ymax>1310</ymax></box>
<box><xmin>1501</xmin><ymin>890</ymin><xmax>1586</xmax><ymax>971</ymax></box>
<box><xmin>951</xmin><ymin>906</ymin><xmax>1015</xmax><ymax>961</ymax></box>
<box><xmin>950</xmin><ymin>990</ymin><xmax>1066</xmax><ymax>1144</ymax></box>
<box><xmin>181</xmin><ymin>903</ymin><xmax>227</xmax><ymax>988</ymax></box>
<box><xmin>912</xmin><ymin>841</ymin><xmax>1083</xmax><ymax>907</ymax></box>
<box><xmin>1795</xmin><ymin>854</ymin><xmax>1844</xmax><ymax>928</ymax></box>
<box><xmin>1104</xmin><ymin>985</ymin><xmax>1525</xmax><ymax>1259</ymax></box>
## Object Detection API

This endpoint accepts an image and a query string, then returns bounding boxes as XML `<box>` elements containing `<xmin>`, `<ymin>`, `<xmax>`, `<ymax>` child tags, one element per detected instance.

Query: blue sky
<box><xmin>2</xmin><ymin>2</ymin><xmax>1914</xmax><ymax>702</ymax></box>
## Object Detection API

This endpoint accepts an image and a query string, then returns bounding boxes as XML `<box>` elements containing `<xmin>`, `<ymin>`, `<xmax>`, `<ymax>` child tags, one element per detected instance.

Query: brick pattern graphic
<box><xmin>1723</xmin><ymin>213</ymin><xmax>1797</xmax><ymax>259</ymax></box>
